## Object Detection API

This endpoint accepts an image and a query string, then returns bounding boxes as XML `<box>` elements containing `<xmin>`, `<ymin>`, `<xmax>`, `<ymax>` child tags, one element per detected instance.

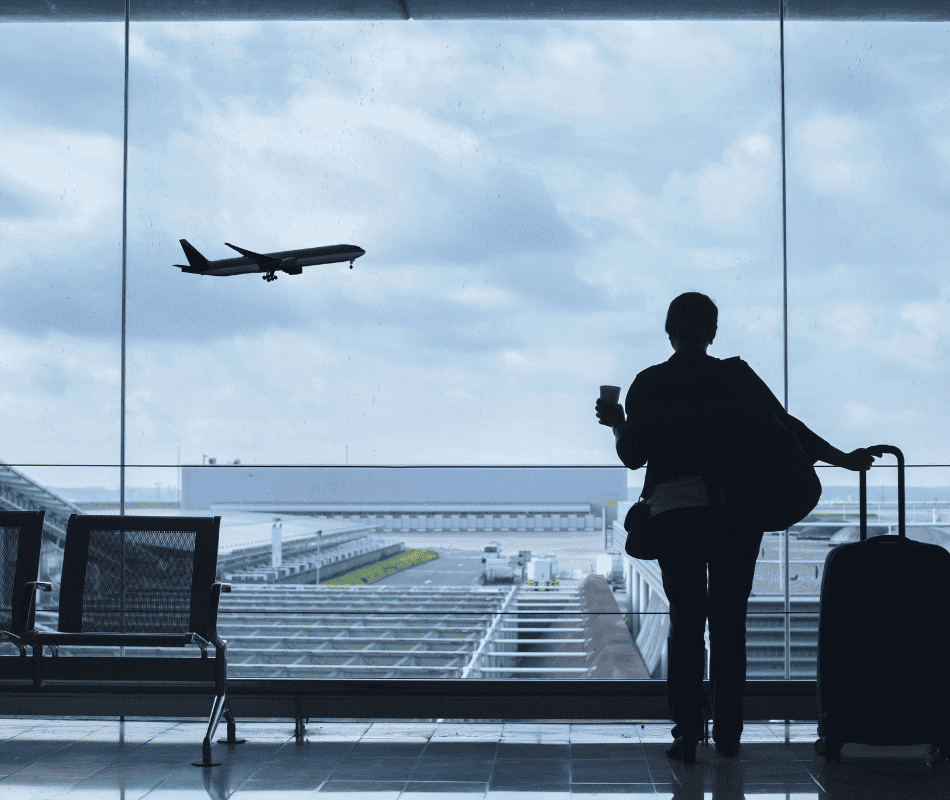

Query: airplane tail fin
<box><xmin>179</xmin><ymin>239</ymin><xmax>210</xmax><ymax>272</ymax></box>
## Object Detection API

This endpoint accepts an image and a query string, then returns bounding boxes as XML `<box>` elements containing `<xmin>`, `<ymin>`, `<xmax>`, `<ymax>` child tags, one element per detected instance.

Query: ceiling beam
<box><xmin>3</xmin><ymin>0</ymin><xmax>950</xmax><ymax>22</ymax></box>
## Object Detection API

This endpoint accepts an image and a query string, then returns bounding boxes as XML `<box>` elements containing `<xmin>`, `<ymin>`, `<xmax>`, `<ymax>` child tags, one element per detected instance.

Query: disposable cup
<box><xmin>599</xmin><ymin>385</ymin><xmax>621</xmax><ymax>404</ymax></box>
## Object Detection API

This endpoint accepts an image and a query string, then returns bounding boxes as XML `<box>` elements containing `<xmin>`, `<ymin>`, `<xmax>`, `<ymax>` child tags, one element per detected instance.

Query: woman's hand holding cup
<box><xmin>596</xmin><ymin>385</ymin><xmax>625</xmax><ymax>428</ymax></box>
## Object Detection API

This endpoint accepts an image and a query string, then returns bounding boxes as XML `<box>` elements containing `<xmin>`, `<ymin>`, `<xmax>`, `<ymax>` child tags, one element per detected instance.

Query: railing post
<box><xmin>627</xmin><ymin>562</ymin><xmax>638</xmax><ymax>637</ymax></box>
<box><xmin>639</xmin><ymin>572</ymin><xmax>648</xmax><ymax>637</ymax></box>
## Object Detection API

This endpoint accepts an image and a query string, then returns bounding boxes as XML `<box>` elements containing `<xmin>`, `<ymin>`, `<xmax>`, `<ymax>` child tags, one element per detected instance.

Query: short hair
<box><xmin>665</xmin><ymin>292</ymin><xmax>718</xmax><ymax>345</ymax></box>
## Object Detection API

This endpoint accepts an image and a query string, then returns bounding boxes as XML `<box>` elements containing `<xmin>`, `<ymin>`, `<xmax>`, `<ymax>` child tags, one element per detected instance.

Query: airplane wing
<box><xmin>224</xmin><ymin>242</ymin><xmax>281</xmax><ymax>267</ymax></box>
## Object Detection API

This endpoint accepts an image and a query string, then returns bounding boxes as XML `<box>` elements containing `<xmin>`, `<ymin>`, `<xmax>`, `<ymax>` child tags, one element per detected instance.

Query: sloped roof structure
<box><xmin>0</xmin><ymin>461</ymin><xmax>83</xmax><ymax>547</ymax></box>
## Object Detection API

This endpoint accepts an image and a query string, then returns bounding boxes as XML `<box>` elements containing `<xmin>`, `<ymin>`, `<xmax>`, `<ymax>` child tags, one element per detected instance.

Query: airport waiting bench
<box><xmin>0</xmin><ymin>511</ymin><xmax>47</xmax><ymax>680</ymax></box>
<box><xmin>0</xmin><ymin>511</ymin><xmax>238</xmax><ymax>767</ymax></box>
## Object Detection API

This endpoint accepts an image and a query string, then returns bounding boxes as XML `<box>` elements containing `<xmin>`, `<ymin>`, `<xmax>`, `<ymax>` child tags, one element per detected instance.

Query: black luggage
<box><xmin>814</xmin><ymin>445</ymin><xmax>950</xmax><ymax>765</ymax></box>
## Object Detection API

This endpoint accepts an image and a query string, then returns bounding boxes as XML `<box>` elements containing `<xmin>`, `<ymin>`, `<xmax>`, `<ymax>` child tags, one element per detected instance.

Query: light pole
<box><xmin>316</xmin><ymin>530</ymin><xmax>322</xmax><ymax>584</ymax></box>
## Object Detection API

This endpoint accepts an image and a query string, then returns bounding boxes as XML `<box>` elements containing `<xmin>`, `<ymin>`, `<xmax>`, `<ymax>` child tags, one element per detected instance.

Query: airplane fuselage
<box><xmin>200</xmin><ymin>244</ymin><xmax>365</xmax><ymax>276</ymax></box>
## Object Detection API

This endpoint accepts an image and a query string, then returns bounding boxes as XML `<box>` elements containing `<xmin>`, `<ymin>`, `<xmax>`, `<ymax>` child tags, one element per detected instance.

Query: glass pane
<box><xmin>115</xmin><ymin>17</ymin><xmax>782</xmax><ymax>680</ymax></box>
<box><xmin>785</xmin><ymin>21</ymin><xmax>950</xmax><ymax>476</ymax></box>
<box><xmin>0</xmin><ymin>23</ymin><xmax>123</xmax><ymax>471</ymax></box>
<box><xmin>781</xmin><ymin>21</ymin><xmax>950</xmax><ymax>681</ymax></box>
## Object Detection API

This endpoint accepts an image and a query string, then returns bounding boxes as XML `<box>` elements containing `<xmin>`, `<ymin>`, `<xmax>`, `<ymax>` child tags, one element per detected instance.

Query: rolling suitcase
<box><xmin>814</xmin><ymin>445</ymin><xmax>950</xmax><ymax>765</ymax></box>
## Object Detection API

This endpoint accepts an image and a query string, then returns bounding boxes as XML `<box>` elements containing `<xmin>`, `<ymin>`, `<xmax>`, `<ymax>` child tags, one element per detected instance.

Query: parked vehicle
<box><xmin>481</xmin><ymin>541</ymin><xmax>503</xmax><ymax>563</ymax></box>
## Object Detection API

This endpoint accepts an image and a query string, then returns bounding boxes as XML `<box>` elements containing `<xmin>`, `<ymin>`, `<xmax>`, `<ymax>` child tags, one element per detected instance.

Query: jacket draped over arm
<box><xmin>615</xmin><ymin>353</ymin><xmax>831</xmax><ymax>501</ymax></box>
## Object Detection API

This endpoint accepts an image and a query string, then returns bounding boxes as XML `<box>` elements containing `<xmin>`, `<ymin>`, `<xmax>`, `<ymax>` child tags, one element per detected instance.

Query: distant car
<box><xmin>481</xmin><ymin>541</ymin><xmax>502</xmax><ymax>563</ymax></box>
<box><xmin>828</xmin><ymin>526</ymin><xmax>889</xmax><ymax>545</ymax></box>
<box><xmin>796</xmin><ymin>526</ymin><xmax>837</xmax><ymax>540</ymax></box>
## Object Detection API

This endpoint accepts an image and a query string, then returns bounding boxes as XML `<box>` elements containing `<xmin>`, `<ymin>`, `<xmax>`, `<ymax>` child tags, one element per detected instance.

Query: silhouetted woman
<box><xmin>595</xmin><ymin>292</ymin><xmax>872</xmax><ymax>763</ymax></box>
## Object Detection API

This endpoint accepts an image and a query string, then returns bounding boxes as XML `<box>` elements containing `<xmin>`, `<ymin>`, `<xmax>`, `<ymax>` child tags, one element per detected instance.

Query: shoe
<box><xmin>715</xmin><ymin>740</ymin><xmax>740</xmax><ymax>758</ymax></box>
<box><xmin>665</xmin><ymin>736</ymin><xmax>698</xmax><ymax>764</ymax></box>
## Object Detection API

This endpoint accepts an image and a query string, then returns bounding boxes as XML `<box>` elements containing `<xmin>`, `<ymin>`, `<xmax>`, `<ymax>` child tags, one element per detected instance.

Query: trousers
<box><xmin>652</xmin><ymin>505</ymin><xmax>764</xmax><ymax>744</ymax></box>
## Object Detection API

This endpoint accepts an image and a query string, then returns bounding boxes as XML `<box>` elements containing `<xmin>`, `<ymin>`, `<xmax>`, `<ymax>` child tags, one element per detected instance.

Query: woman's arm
<box><xmin>594</xmin><ymin>379</ymin><xmax>648</xmax><ymax>470</ymax></box>
<box><xmin>818</xmin><ymin>444</ymin><xmax>874</xmax><ymax>472</ymax></box>
<box><xmin>734</xmin><ymin>360</ymin><xmax>873</xmax><ymax>471</ymax></box>
<box><xmin>615</xmin><ymin>420</ymin><xmax>648</xmax><ymax>470</ymax></box>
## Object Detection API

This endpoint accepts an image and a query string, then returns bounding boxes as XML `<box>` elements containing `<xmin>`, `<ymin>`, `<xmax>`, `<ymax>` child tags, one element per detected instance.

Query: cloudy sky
<box><xmin>0</xmin><ymin>19</ymin><xmax>947</xmax><ymax>492</ymax></box>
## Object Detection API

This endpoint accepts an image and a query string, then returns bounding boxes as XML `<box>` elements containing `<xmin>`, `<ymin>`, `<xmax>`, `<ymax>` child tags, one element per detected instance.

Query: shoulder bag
<box><xmin>623</xmin><ymin>493</ymin><xmax>657</xmax><ymax>561</ymax></box>
<box><xmin>708</xmin><ymin>358</ymin><xmax>822</xmax><ymax>532</ymax></box>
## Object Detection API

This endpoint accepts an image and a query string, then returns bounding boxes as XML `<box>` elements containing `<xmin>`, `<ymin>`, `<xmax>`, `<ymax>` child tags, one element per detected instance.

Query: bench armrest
<box><xmin>17</xmin><ymin>582</ymin><xmax>54</xmax><ymax>647</ymax></box>
<box><xmin>207</xmin><ymin>583</ymin><xmax>231</xmax><ymax>644</ymax></box>
<box><xmin>0</xmin><ymin>630</ymin><xmax>26</xmax><ymax>655</ymax></box>
<box><xmin>187</xmin><ymin>632</ymin><xmax>211</xmax><ymax>655</ymax></box>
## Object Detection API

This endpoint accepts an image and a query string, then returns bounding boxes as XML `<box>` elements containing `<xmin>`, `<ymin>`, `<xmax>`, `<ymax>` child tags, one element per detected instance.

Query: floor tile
<box><xmin>421</xmin><ymin>740</ymin><xmax>498</xmax><ymax>758</ymax></box>
<box><xmin>241</xmin><ymin>768</ymin><xmax>337</xmax><ymax>787</ymax></box>
<box><xmin>409</xmin><ymin>757</ymin><xmax>494</xmax><ymax>782</ymax></box>
<box><xmin>0</xmin><ymin>718</ymin><xmax>943</xmax><ymax>800</ymax></box>
<box><xmin>569</xmin><ymin>784</ymin><xmax>657</xmax><ymax>797</ymax></box>
<box><xmin>400</xmin><ymin>781</ymin><xmax>487</xmax><ymax>795</ymax></box>
<box><xmin>348</xmin><ymin>741</ymin><xmax>427</xmax><ymax>757</ymax></box>
<box><xmin>570</xmin><ymin>758</ymin><xmax>652</xmax><ymax>783</ymax></box>
<box><xmin>496</xmin><ymin>743</ymin><xmax>570</xmax><ymax>759</ymax></box>
<box><xmin>489</xmin><ymin>758</ymin><xmax>570</xmax><ymax>787</ymax></box>
<box><xmin>570</xmin><ymin>743</ymin><xmax>644</xmax><ymax>758</ymax></box>
<box><xmin>239</xmin><ymin>777</ymin><xmax>326</xmax><ymax>792</ymax></box>
<box><xmin>327</xmin><ymin>757</ymin><xmax>421</xmax><ymax>781</ymax></box>
<box><xmin>315</xmin><ymin>779</ymin><xmax>404</xmax><ymax>794</ymax></box>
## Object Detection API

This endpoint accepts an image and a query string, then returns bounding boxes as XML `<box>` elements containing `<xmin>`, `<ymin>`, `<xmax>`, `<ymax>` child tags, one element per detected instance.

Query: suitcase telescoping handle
<box><xmin>860</xmin><ymin>445</ymin><xmax>904</xmax><ymax>541</ymax></box>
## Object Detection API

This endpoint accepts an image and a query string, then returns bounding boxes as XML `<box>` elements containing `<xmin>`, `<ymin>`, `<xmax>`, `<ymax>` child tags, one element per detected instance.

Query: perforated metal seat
<box><xmin>29</xmin><ymin>514</ymin><xmax>235</xmax><ymax>766</ymax></box>
<box><xmin>0</xmin><ymin>511</ymin><xmax>48</xmax><ymax>682</ymax></box>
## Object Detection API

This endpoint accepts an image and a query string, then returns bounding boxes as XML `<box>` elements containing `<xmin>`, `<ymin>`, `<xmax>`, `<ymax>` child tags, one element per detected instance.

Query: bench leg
<box><xmin>294</xmin><ymin>694</ymin><xmax>306</xmax><ymax>739</ymax></box>
<box><xmin>217</xmin><ymin>699</ymin><xmax>245</xmax><ymax>745</ymax></box>
<box><xmin>193</xmin><ymin>693</ymin><xmax>226</xmax><ymax>767</ymax></box>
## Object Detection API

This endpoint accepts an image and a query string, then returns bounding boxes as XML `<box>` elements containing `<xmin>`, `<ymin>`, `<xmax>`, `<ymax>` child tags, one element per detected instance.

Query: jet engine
<box><xmin>280</xmin><ymin>257</ymin><xmax>302</xmax><ymax>275</ymax></box>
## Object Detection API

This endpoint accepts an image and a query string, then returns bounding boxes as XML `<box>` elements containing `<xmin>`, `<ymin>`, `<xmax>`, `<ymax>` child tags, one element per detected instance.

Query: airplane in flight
<box><xmin>175</xmin><ymin>240</ymin><xmax>366</xmax><ymax>282</ymax></box>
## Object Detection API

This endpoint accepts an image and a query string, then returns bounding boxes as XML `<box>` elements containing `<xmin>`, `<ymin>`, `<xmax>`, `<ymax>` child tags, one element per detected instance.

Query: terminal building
<box><xmin>181</xmin><ymin>465</ymin><xmax>627</xmax><ymax>533</ymax></box>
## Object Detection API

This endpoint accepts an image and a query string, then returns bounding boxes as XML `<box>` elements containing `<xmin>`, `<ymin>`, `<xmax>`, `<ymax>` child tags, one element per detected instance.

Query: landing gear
<box><xmin>349</xmin><ymin>260</ymin><xmax>354</xmax><ymax>269</ymax></box>
<box><xmin>263</xmin><ymin>271</ymin><xmax>277</xmax><ymax>282</ymax></box>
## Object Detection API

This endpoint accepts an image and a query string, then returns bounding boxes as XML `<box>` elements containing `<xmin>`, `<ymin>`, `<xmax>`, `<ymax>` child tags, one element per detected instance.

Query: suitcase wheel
<box><xmin>813</xmin><ymin>739</ymin><xmax>825</xmax><ymax>756</ymax></box>
<box><xmin>930</xmin><ymin>744</ymin><xmax>950</xmax><ymax>766</ymax></box>
<box><xmin>823</xmin><ymin>739</ymin><xmax>842</xmax><ymax>764</ymax></box>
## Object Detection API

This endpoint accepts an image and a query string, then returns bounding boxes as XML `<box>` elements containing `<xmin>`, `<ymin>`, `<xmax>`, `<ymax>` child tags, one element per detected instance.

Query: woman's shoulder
<box><xmin>630</xmin><ymin>354</ymin><xmax>756</xmax><ymax>388</ymax></box>
<box><xmin>714</xmin><ymin>355</ymin><xmax>753</xmax><ymax>373</ymax></box>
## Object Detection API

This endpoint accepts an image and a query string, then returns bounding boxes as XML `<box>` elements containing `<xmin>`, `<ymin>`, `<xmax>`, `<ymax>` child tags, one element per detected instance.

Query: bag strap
<box><xmin>700</xmin><ymin>358</ymin><xmax>730</xmax><ymax>508</ymax></box>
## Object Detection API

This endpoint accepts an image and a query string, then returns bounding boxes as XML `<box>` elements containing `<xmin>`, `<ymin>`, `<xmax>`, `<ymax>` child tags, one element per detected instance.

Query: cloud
<box><xmin>0</xmin><ymin>115</ymin><xmax>121</xmax><ymax>237</ymax></box>
<box><xmin>0</xmin><ymin>328</ymin><xmax>119</xmax><ymax>464</ymax></box>
<box><xmin>692</xmin><ymin>134</ymin><xmax>778</xmax><ymax>227</ymax></box>
<box><xmin>0</xmin><ymin>178</ymin><xmax>45</xmax><ymax>218</ymax></box>
<box><xmin>1</xmin><ymin>20</ymin><xmax>949</xmax><ymax>475</ymax></box>
<box><xmin>689</xmin><ymin>248</ymin><xmax>757</xmax><ymax>271</ymax></box>
<box><xmin>0</xmin><ymin>113</ymin><xmax>126</xmax><ymax>338</ymax></box>
<box><xmin>874</xmin><ymin>290</ymin><xmax>950</xmax><ymax>371</ymax></box>
<box><xmin>825</xmin><ymin>301</ymin><xmax>871</xmax><ymax>348</ymax></box>
<box><xmin>734</xmin><ymin>304</ymin><xmax>782</xmax><ymax>335</ymax></box>
<box><xmin>795</xmin><ymin>114</ymin><xmax>881</xmax><ymax>198</ymax></box>
<box><xmin>844</xmin><ymin>400</ymin><xmax>879</xmax><ymax>427</ymax></box>
<box><xmin>0</xmin><ymin>24</ymin><xmax>125</xmax><ymax>135</ymax></box>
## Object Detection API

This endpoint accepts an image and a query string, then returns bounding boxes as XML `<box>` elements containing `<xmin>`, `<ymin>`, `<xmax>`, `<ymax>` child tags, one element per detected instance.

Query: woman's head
<box><xmin>665</xmin><ymin>292</ymin><xmax>718</xmax><ymax>346</ymax></box>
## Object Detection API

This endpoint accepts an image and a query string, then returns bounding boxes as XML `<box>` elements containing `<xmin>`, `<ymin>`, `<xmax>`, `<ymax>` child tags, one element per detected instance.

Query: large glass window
<box><xmin>3</xmin><ymin>12</ymin><xmax>947</xmax><ymax>688</ymax></box>
<box><xmin>116</xmin><ymin>19</ymin><xmax>783</xmax><ymax>679</ymax></box>
<box><xmin>0</xmin><ymin>23</ymin><xmax>123</xmax><ymax>481</ymax></box>
<box><xmin>786</xmin><ymin>22</ymin><xmax>950</xmax><ymax>480</ymax></box>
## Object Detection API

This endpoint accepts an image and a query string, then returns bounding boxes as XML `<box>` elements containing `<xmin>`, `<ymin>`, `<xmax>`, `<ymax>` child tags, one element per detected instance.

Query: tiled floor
<box><xmin>0</xmin><ymin>718</ymin><xmax>946</xmax><ymax>798</ymax></box>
